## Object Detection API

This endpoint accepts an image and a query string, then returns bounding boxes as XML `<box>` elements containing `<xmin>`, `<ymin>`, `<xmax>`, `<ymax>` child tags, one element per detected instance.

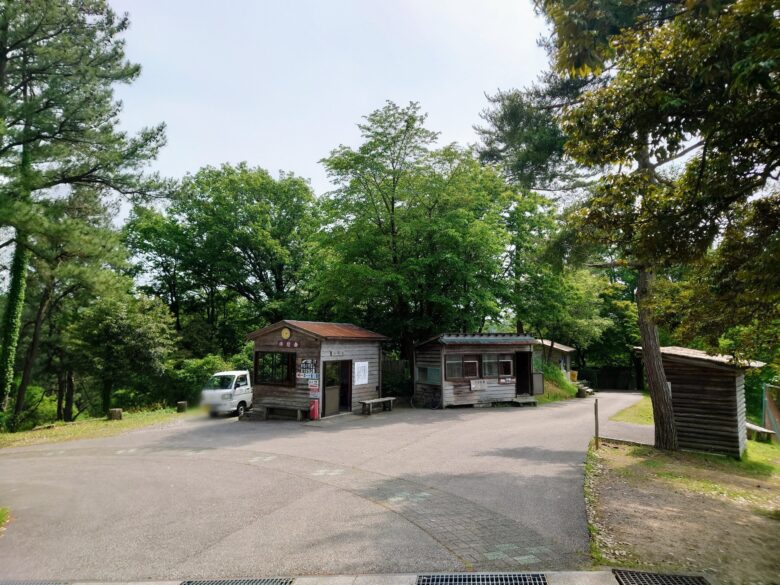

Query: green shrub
<box><xmin>6</xmin><ymin>386</ymin><xmax>59</xmax><ymax>431</ymax></box>
<box><xmin>164</xmin><ymin>354</ymin><xmax>233</xmax><ymax>405</ymax></box>
<box><xmin>228</xmin><ymin>342</ymin><xmax>253</xmax><ymax>372</ymax></box>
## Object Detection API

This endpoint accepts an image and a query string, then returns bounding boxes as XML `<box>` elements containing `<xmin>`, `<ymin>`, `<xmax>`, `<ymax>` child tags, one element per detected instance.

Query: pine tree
<box><xmin>0</xmin><ymin>0</ymin><xmax>165</xmax><ymax>411</ymax></box>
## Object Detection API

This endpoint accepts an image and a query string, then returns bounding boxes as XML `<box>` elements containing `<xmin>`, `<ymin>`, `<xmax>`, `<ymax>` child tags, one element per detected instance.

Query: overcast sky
<box><xmin>110</xmin><ymin>0</ymin><xmax>549</xmax><ymax>196</ymax></box>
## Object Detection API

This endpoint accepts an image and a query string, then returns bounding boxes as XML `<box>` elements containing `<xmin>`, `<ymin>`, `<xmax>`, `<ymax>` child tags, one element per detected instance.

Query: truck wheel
<box><xmin>236</xmin><ymin>402</ymin><xmax>246</xmax><ymax>417</ymax></box>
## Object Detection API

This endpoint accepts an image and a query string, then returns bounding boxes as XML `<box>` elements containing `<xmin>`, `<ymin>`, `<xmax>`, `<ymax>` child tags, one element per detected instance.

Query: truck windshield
<box><xmin>204</xmin><ymin>375</ymin><xmax>235</xmax><ymax>390</ymax></box>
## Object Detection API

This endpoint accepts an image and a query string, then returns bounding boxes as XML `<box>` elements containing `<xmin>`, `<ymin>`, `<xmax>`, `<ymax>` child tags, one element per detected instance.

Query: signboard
<box><xmin>498</xmin><ymin>377</ymin><xmax>515</xmax><ymax>385</ymax></box>
<box><xmin>470</xmin><ymin>379</ymin><xmax>487</xmax><ymax>391</ymax></box>
<box><xmin>308</xmin><ymin>378</ymin><xmax>320</xmax><ymax>398</ymax></box>
<box><xmin>297</xmin><ymin>359</ymin><xmax>318</xmax><ymax>380</ymax></box>
<box><xmin>354</xmin><ymin>361</ymin><xmax>369</xmax><ymax>386</ymax></box>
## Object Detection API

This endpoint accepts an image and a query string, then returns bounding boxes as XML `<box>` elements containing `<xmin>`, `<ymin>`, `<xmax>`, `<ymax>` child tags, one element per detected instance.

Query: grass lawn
<box><xmin>0</xmin><ymin>408</ymin><xmax>196</xmax><ymax>450</ymax></box>
<box><xmin>0</xmin><ymin>507</ymin><xmax>8</xmax><ymax>533</ymax></box>
<box><xmin>610</xmin><ymin>393</ymin><xmax>653</xmax><ymax>425</ymax></box>
<box><xmin>586</xmin><ymin>439</ymin><xmax>780</xmax><ymax>584</ymax></box>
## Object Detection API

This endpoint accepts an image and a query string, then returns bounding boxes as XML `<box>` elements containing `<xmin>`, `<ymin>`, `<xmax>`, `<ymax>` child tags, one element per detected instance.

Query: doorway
<box><xmin>323</xmin><ymin>360</ymin><xmax>352</xmax><ymax>417</ymax></box>
<box><xmin>515</xmin><ymin>351</ymin><xmax>532</xmax><ymax>396</ymax></box>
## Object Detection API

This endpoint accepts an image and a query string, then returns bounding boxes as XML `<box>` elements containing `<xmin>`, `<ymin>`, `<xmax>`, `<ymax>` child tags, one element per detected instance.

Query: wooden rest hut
<box><xmin>636</xmin><ymin>346</ymin><xmax>765</xmax><ymax>458</ymax></box>
<box><xmin>414</xmin><ymin>333</ymin><xmax>544</xmax><ymax>408</ymax></box>
<box><xmin>246</xmin><ymin>320</ymin><xmax>387</xmax><ymax>420</ymax></box>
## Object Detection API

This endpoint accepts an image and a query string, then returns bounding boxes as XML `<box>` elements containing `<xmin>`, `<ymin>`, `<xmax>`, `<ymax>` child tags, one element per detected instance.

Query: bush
<box><xmin>6</xmin><ymin>386</ymin><xmax>58</xmax><ymax>431</ymax></box>
<box><xmin>164</xmin><ymin>354</ymin><xmax>233</xmax><ymax>405</ymax></box>
<box><xmin>228</xmin><ymin>342</ymin><xmax>253</xmax><ymax>372</ymax></box>
<box><xmin>112</xmin><ymin>388</ymin><xmax>153</xmax><ymax>410</ymax></box>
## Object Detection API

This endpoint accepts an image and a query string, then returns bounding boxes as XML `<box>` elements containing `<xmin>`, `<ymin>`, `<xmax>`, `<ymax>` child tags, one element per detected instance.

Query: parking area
<box><xmin>0</xmin><ymin>392</ymin><xmax>642</xmax><ymax>581</ymax></box>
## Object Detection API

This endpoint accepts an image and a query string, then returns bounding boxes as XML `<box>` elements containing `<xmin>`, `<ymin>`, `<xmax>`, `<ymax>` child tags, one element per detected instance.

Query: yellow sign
<box><xmin>280</xmin><ymin>327</ymin><xmax>291</xmax><ymax>340</ymax></box>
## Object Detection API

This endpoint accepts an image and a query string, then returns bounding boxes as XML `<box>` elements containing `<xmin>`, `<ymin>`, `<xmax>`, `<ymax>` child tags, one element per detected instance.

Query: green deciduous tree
<box><xmin>175</xmin><ymin>164</ymin><xmax>316</xmax><ymax>322</ymax></box>
<box><xmin>537</xmin><ymin>0</ymin><xmax>780</xmax><ymax>449</ymax></box>
<box><xmin>0</xmin><ymin>0</ymin><xmax>165</xmax><ymax>411</ymax></box>
<box><xmin>319</xmin><ymin>102</ymin><xmax>512</xmax><ymax>357</ymax></box>
<box><xmin>126</xmin><ymin>164</ymin><xmax>316</xmax><ymax>355</ymax></box>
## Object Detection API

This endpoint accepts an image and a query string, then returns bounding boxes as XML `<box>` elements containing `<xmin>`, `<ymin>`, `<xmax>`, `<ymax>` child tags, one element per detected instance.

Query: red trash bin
<box><xmin>309</xmin><ymin>399</ymin><xmax>320</xmax><ymax>421</ymax></box>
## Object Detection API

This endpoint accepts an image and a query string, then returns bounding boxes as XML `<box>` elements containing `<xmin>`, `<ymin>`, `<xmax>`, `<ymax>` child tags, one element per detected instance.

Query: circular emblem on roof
<box><xmin>280</xmin><ymin>327</ymin><xmax>291</xmax><ymax>340</ymax></box>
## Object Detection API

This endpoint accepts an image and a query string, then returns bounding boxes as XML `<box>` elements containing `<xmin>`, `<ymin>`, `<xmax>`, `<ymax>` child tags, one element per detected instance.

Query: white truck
<box><xmin>200</xmin><ymin>370</ymin><xmax>252</xmax><ymax>417</ymax></box>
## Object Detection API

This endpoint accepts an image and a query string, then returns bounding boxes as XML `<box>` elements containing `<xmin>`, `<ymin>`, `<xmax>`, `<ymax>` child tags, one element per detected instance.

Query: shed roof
<box><xmin>416</xmin><ymin>333</ymin><xmax>536</xmax><ymax>347</ymax></box>
<box><xmin>248</xmin><ymin>320</ymin><xmax>388</xmax><ymax>341</ymax></box>
<box><xmin>634</xmin><ymin>346</ymin><xmax>766</xmax><ymax>370</ymax></box>
<box><xmin>535</xmin><ymin>339</ymin><xmax>576</xmax><ymax>353</ymax></box>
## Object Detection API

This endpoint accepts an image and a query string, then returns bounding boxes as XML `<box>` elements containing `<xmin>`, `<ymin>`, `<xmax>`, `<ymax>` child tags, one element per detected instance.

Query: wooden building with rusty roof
<box><xmin>246</xmin><ymin>320</ymin><xmax>387</xmax><ymax>420</ymax></box>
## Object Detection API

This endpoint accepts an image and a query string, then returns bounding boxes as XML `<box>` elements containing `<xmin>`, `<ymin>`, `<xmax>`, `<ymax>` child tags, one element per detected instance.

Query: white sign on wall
<box><xmin>354</xmin><ymin>361</ymin><xmax>369</xmax><ymax>386</ymax></box>
<box><xmin>470</xmin><ymin>379</ymin><xmax>488</xmax><ymax>391</ymax></box>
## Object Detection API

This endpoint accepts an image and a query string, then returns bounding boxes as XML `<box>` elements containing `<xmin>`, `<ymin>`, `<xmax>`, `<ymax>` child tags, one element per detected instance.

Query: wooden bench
<box><xmin>360</xmin><ymin>397</ymin><xmax>396</xmax><ymax>415</ymax></box>
<box><xmin>260</xmin><ymin>406</ymin><xmax>308</xmax><ymax>421</ymax></box>
<box><xmin>746</xmin><ymin>422</ymin><xmax>776</xmax><ymax>443</ymax></box>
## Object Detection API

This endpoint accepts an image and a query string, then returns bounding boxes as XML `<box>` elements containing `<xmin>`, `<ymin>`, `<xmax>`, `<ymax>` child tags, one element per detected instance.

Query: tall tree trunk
<box><xmin>0</xmin><ymin>234</ymin><xmax>31</xmax><ymax>412</ymax></box>
<box><xmin>12</xmin><ymin>284</ymin><xmax>52</xmax><ymax>419</ymax></box>
<box><xmin>636</xmin><ymin>269</ymin><xmax>678</xmax><ymax>450</ymax></box>
<box><xmin>64</xmin><ymin>370</ymin><xmax>75</xmax><ymax>422</ymax></box>
<box><xmin>0</xmin><ymin>74</ymin><xmax>33</xmax><ymax>413</ymax></box>
<box><xmin>56</xmin><ymin>372</ymin><xmax>65</xmax><ymax>421</ymax></box>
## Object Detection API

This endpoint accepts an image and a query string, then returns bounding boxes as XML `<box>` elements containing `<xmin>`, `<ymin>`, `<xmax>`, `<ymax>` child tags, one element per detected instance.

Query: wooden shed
<box><xmin>414</xmin><ymin>333</ymin><xmax>544</xmax><ymax>408</ymax></box>
<box><xmin>637</xmin><ymin>346</ymin><xmax>765</xmax><ymax>458</ymax></box>
<box><xmin>247</xmin><ymin>320</ymin><xmax>387</xmax><ymax>420</ymax></box>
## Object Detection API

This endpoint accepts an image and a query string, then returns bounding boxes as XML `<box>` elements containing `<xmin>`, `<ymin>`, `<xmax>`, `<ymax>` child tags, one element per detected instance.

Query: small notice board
<box><xmin>354</xmin><ymin>361</ymin><xmax>369</xmax><ymax>385</ymax></box>
<box><xmin>470</xmin><ymin>379</ymin><xmax>487</xmax><ymax>391</ymax></box>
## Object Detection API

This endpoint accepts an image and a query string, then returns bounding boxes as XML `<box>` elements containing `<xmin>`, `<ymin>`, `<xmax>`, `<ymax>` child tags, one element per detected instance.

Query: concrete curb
<box><xmin>68</xmin><ymin>572</ymin><xmax>619</xmax><ymax>585</ymax></box>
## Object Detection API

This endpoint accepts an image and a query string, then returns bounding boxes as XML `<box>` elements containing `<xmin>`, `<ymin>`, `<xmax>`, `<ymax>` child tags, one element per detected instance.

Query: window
<box><xmin>463</xmin><ymin>355</ymin><xmax>479</xmax><ymax>378</ymax></box>
<box><xmin>255</xmin><ymin>352</ymin><xmax>296</xmax><ymax>386</ymax></box>
<box><xmin>417</xmin><ymin>366</ymin><xmax>441</xmax><ymax>384</ymax></box>
<box><xmin>499</xmin><ymin>354</ymin><xmax>513</xmax><ymax>376</ymax></box>
<box><xmin>324</xmin><ymin>361</ymin><xmax>340</xmax><ymax>387</ymax></box>
<box><xmin>483</xmin><ymin>354</ymin><xmax>498</xmax><ymax>378</ymax></box>
<box><xmin>236</xmin><ymin>375</ymin><xmax>248</xmax><ymax>387</ymax></box>
<box><xmin>204</xmin><ymin>375</ymin><xmax>235</xmax><ymax>390</ymax></box>
<box><xmin>445</xmin><ymin>355</ymin><xmax>462</xmax><ymax>379</ymax></box>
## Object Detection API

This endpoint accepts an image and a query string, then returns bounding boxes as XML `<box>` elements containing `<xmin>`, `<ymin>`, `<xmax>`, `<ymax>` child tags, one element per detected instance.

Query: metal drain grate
<box><xmin>416</xmin><ymin>574</ymin><xmax>547</xmax><ymax>585</ymax></box>
<box><xmin>181</xmin><ymin>580</ymin><xmax>294</xmax><ymax>585</ymax></box>
<box><xmin>614</xmin><ymin>569</ymin><xmax>711</xmax><ymax>585</ymax></box>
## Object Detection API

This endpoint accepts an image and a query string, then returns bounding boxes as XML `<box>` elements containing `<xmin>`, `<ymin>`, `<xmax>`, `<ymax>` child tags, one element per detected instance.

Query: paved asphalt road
<box><xmin>0</xmin><ymin>392</ymin><xmax>642</xmax><ymax>580</ymax></box>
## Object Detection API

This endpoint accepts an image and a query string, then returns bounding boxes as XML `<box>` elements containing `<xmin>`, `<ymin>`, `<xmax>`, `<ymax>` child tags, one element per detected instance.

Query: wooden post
<box><xmin>594</xmin><ymin>398</ymin><xmax>600</xmax><ymax>450</ymax></box>
<box><xmin>107</xmin><ymin>408</ymin><xmax>122</xmax><ymax>421</ymax></box>
<box><xmin>176</xmin><ymin>401</ymin><xmax>187</xmax><ymax>413</ymax></box>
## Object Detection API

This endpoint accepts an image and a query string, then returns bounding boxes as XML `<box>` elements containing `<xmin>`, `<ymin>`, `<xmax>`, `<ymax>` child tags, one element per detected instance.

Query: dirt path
<box><xmin>587</xmin><ymin>441</ymin><xmax>780</xmax><ymax>585</ymax></box>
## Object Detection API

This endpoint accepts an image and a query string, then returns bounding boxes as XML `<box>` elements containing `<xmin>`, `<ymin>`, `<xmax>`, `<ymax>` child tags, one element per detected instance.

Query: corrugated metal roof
<box><xmin>248</xmin><ymin>320</ymin><xmax>388</xmax><ymax>341</ymax></box>
<box><xmin>417</xmin><ymin>333</ymin><xmax>536</xmax><ymax>346</ymax></box>
<box><xmin>535</xmin><ymin>339</ymin><xmax>576</xmax><ymax>353</ymax></box>
<box><xmin>634</xmin><ymin>346</ymin><xmax>766</xmax><ymax>369</ymax></box>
